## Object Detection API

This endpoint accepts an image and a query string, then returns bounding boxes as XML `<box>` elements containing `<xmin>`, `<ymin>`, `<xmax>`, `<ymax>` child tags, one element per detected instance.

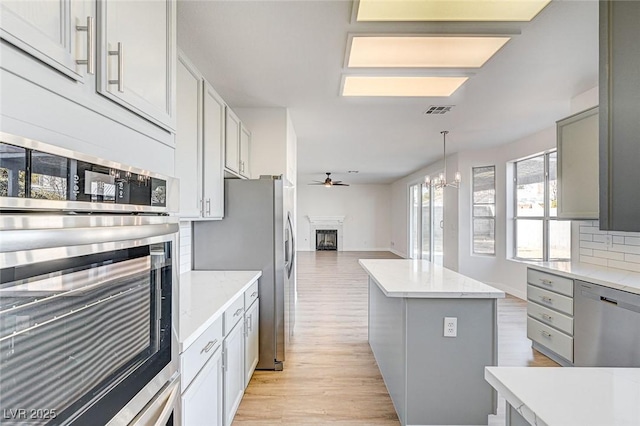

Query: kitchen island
<box><xmin>485</xmin><ymin>366</ymin><xmax>640</xmax><ymax>426</ymax></box>
<box><xmin>359</xmin><ymin>259</ymin><xmax>505</xmax><ymax>426</ymax></box>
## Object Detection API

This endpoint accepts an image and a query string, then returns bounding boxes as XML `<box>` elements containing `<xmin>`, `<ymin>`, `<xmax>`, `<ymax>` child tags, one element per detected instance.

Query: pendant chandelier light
<box><xmin>425</xmin><ymin>130</ymin><xmax>461</xmax><ymax>189</ymax></box>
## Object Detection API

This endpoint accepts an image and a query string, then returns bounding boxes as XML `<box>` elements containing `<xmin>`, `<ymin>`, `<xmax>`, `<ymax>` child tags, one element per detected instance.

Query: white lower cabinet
<box><xmin>244</xmin><ymin>300</ymin><xmax>259</xmax><ymax>385</ymax></box>
<box><xmin>223</xmin><ymin>320</ymin><xmax>245</xmax><ymax>426</ymax></box>
<box><xmin>182</xmin><ymin>347</ymin><xmax>223</xmax><ymax>426</ymax></box>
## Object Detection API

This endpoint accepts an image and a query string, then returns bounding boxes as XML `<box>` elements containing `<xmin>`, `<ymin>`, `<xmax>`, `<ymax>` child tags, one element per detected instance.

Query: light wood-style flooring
<box><xmin>233</xmin><ymin>251</ymin><xmax>557</xmax><ymax>425</ymax></box>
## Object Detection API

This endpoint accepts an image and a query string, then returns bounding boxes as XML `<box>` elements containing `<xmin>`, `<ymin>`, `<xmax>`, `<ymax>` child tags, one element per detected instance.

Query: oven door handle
<box><xmin>129</xmin><ymin>372</ymin><xmax>180</xmax><ymax>426</ymax></box>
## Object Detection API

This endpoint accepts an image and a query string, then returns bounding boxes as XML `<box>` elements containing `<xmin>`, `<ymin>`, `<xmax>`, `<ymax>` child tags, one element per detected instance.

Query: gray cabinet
<box><xmin>97</xmin><ymin>0</ymin><xmax>176</xmax><ymax>131</ymax></box>
<box><xmin>557</xmin><ymin>107</ymin><xmax>599</xmax><ymax>219</ymax></box>
<box><xmin>599</xmin><ymin>0</ymin><xmax>640</xmax><ymax>231</ymax></box>
<box><xmin>0</xmin><ymin>0</ymin><xmax>93</xmax><ymax>81</ymax></box>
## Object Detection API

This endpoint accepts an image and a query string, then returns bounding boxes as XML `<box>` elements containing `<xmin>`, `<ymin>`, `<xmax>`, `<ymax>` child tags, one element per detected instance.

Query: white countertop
<box><xmin>359</xmin><ymin>259</ymin><xmax>505</xmax><ymax>299</ymax></box>
<box><xmin>178</xmin><ymin>270</ymin><xmax>261</xmax><ymax>353</ymax></box>
<box><xmin>485</xmin><ymin>367</ymin><xmax>640</xmax><ymax>426</ymax></box>
<box><xmin>526</xmin><ymin>261</ymin><xmax>640</xmax><ymax>296</ymax></box>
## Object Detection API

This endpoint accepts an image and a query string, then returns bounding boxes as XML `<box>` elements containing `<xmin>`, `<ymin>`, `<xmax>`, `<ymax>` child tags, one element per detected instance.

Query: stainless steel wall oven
<box><xmin>0</xmin><ymin>133</ymin><xmax>180</xmax><ymax>426</ymax></box>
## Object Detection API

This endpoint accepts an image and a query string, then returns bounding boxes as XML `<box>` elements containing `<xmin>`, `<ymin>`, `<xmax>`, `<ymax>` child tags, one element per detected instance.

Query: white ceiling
<box><xmin>177</xmin><ymin>0</ymin><xmax>598</xmax><ymax>185</ymax></box>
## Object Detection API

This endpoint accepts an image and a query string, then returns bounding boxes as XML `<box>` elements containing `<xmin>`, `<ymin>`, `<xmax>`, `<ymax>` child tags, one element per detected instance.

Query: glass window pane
<box><xmin>550</xmin><ymin>220</ymin><xmax>571</xmax><ymax>259</ymax></box>
<box><xmin>31</xmin><ymin>150</ymin><xmax>69</xmax><ymax>201</ymax></box>
<box><xmin>548</xmin><ymin>151</ymin><xmax>558</xmax><ymax>217</ymax></box>
<box><xmin>473</xmin><ymin>218</ymin><xmax>495</xmax><ymax>254</ymax></box>
<box><xmin>421</xmin><ymin>184</ymin><xmax>431</xmax><ymax>261</ymax></box>
<box><xmin>473</xmin><ymin>166</ymin><xmax>495</xmax><ymax>204</ymax></box>
<box><xmin>516</xmin><ymin>219</ymin><xmax>543</xmax><ymax>260</ymax></box>
<box><xmin>473</xmin><ymin>205</ymin><xmax>495</xmax><ymax>217</ymax></box>
<box><xmin>410</xmin><ymin>185</ymin><xmax>420</xmax><ymax>259</ymax></box>
<box><xmin>0</xmin><ymin>143</ymin><xmax>27</xmax><ymax>198</ymax></box>
<box><xmin>432</xmin><ymin>186</ymin><xmax>444</xmax><ymax>265</ymax></box>
<box><xmin>516</xmin><ymin>155</ymin><xmax>545</xmax><ymax>217</ymax></box>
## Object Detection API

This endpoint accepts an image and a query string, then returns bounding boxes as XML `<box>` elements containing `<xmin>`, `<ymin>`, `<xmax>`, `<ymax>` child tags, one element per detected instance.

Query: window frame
<box><xmin>513</xmin><ymin>151</ymin><xmax>570</xmax><ymax>261</ymax></box>
<box><xmin>472</xmin><ymin>165</ymin><xmax>496</xmax><ymax>256</ymax></box>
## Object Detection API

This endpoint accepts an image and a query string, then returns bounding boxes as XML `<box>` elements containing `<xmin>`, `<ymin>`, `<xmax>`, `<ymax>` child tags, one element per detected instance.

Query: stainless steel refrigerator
<box><xmin>193</xmin><ymin>176</ymin><xmax>295</xmax><ymax>370</ymax></box>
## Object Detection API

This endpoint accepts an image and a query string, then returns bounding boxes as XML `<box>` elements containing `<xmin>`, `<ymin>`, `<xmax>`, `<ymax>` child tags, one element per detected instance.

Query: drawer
<box><xmin>527</xmin><ymin>284</ymin><xmax>573</xmax><ymax>316</ymax></box>
<box><xmin>180</xmin><ymin>315</ymin><xmax>223</xmax><ymax>392</ymax></box>
<box><xmin>527</xmin><ymin>316</ymin><xmax>573</xmax><ymax>362</ymax></box>
<box><xmin>224</xmin><ymin>295</ymin><xmax>245</xmax><ymax>335</ymax></box>
<box><xmin>527</xmin><ymin>268</ymin><xmax>573</xmax><ymax>297</ymax></box>
<box><xmin>527</xmin><ymin>301</ymin><xmax>574</xmax><ymax>336</ymax></box>
<box><xmin>244</xmin><ymin>280</ymin><xmax>259</xmax><ymax>308</ymax></box>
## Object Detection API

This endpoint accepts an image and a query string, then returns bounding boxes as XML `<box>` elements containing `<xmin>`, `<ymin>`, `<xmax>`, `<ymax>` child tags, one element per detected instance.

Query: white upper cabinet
<box><xmin>240</xmin><ymin>123</ymin><xmax>251</xmax><ymax>178</ymax></box>
<box><xmin>225</xmin><ymin>109</ymin><xmax>241</xmax><ymax>174</ymax></box>
<box><xmin>175</xmin><ymin>54</ymin><xmax>202</xmax><ymax>218</ymax></box>
<box><xmin>557</xmin><ymin>106</ymin><xmax>599</xmax><ymax>219</ymax></box>
<box><xmin>97</xmin><ymin>0</ymin><xmax>176</xmax><ymax>131</ymax></box>
<box><xmin>175</xmin><ymin>52</ymin><xmax>225</xmax><ymax>220</ymax></box>
<box><xmin>0</xmin><ymin>0</ymin><xmax>93</xmax><ymax>81</ymax></box>
<box><xmin>203</xmin><ymin>82</ymin><xmax>225</xmax><ymax>219</ymax></box>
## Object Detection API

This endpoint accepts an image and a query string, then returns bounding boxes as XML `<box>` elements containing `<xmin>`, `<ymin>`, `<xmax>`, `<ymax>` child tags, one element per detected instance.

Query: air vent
<box><xmin>424</xmin><ymin>105</ymin><xmax>454</xmax><ymax>115</ymax></box>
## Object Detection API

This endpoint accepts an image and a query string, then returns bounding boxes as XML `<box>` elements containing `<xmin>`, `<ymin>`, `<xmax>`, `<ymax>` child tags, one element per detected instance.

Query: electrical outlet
<box><xmin>444</xmin><ymin>317</ymin><xmax>457</xmax><ymax>337</ymax></box>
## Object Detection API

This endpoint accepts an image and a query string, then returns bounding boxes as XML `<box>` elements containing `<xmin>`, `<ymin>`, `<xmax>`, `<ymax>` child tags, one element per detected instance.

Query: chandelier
<box><xmin>425</xmin><ymin>130</ymin><xmax>461</xmax><ymax>189</ymax></box>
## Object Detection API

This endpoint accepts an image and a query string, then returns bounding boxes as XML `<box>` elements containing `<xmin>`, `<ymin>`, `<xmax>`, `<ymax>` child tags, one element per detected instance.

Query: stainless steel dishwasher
<box><xmin>574</xmin><ymin>280</ymin><xmax>640</xmax><ymax>367</ymax></box>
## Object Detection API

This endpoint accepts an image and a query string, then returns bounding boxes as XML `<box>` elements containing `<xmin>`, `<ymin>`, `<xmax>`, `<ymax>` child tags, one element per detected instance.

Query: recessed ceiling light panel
<box><xmin>341</xmin><ymin>76</ymin><xmax>468</xmax><ymax>97</ymax></box>
<box><xmin>356</xmin><ymin>0</ymin><xmax>551</xmax><ymax>22</ymax></box>
<box><xmin>348</xmin><ymin>36</ymin><xmax>510</xmax><ymax>68</ymax></box>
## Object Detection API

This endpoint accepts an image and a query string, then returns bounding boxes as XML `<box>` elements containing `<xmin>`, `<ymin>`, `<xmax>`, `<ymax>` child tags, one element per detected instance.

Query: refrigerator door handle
<box><xmin>286</xmin><ymin>213</ymin><xmax>295</xmax><ymax>278</ymax></box>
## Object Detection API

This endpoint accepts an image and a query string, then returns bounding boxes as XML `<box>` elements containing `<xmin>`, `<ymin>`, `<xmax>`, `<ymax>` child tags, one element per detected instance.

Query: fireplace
<box><xmin>316</xmin><ymin>229</ymin><xmax>338</xmax><ymax>251</ymax></box>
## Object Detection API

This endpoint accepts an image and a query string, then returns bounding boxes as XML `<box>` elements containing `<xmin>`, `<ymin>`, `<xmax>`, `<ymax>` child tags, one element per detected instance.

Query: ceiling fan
<box><xmin>309</xmin><ymin>172</ymin><xmax>350</xmax><ymax>187</ymax></box>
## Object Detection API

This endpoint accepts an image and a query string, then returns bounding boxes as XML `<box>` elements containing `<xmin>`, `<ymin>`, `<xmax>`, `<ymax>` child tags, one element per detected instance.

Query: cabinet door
<box><xmin>225</xmin><ymin>109</ymin><xmax>240</xmax><ymax>174</ymax></box>
<box><xmin>97</xmin><ymin>0</ymin><xmax>176</xmax><ymax>131</ymax></box>
<box><xmin>182</xmin><ymin>347</ymin><xmax>223</xmax><ymax>426</ymax></box>
<box><xmin>203</xmin><ymin>82</ymin><xmax>225</xmax><ymax>219</ymax></box>
<box><xmin>244</xmin><ymin>300</ymin><xmax>259</xmax><ymax>386</ymax></box>
<box><xmin>599</xmin><ymin>0</ymin><xmax>640</xmax><ymax>231</ymax></box>
<box><xmin>223</xmin><ymin>321</ymin><xmax>245</xmax><ymax>426</ymax></box>
<box><xmin>175</xmin><ymin>54</ymin><xmax>202</xmax><ymax>218</ymax></box>
<box><xmin>557</xmin><ymin>107</ymin><xmax>599</xmax><ymax>219</ymax></box>
<box><xmin>240</xmin><ymin>124</ymin><xmax>251</xmax><ymax>178</ymax></box>
<box><xmin>0</xmin><ymin>0</ymin><xmax>92</xmax><ymax>81</ymax></box>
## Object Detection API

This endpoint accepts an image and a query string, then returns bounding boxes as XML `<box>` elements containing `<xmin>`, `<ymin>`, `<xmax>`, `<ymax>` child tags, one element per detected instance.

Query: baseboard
<box><xmin>389</xmin><ymin>248</ymin><xmax>407</xmax><ymax>258</ymax></box>
<box><xmin>482</xmin><ymin>281</ymin><xmax>526</xmax><ymax>300</ymax></box>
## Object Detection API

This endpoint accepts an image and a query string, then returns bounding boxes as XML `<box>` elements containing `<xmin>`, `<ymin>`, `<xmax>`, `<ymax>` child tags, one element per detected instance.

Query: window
<box><xmin>409</xmin><ymin>182</ymin><xmax>431</xmax><ymax>260</ymax></box>
<box><xmin>514</xmin><ymin>152</ymin><xmax>571</xmax><ymax>260</ymax></box>
<box><xmin>472</xmin><ymin>166</ymin><xmax>496</xmax><ymax>255</ymax></box>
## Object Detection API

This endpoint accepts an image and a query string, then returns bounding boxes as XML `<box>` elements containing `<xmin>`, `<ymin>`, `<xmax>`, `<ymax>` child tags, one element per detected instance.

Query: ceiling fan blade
<box><xmin>333</xmin><ymin>180</ymin><xmax>342</xmax><ymax>184</ymax></box>
<box><xmin>308</xmin><ymin>183</ymin><xmax>326</xmax><ymax>185</ymax></box>
<box><xmin>333</xmin><ymin>183</ymin><xmax>350</xmax><ymax>186</ymax></box>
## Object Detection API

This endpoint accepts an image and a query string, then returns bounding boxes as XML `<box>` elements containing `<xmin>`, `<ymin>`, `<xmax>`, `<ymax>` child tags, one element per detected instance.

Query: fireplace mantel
<box><xmin>307</xmin><ymin>215</ymin><xmax>345</xmax><ymax>224</ymax></box>
<box><xmin>307</xmin><ymin>216</ymin><xmax>344</xmax><ymax>251</ymax></box>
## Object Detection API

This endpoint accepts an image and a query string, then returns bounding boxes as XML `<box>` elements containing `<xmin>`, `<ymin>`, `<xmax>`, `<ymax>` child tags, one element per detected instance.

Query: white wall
<box><xmin>297</xmin><ymin>184</ymin><xmax>391</xmax><ymax>251</ymax></box>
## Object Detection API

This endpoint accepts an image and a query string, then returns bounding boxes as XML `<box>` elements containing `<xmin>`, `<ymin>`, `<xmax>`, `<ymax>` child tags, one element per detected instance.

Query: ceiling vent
<box><xmin>424</xmin><ymin>105</ymin><xmax>454</xmax><ymax>115</ymax></box>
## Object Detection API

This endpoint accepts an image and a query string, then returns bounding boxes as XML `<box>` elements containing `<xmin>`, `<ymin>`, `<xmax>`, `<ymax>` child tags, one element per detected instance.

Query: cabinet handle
<box><xmin>541</xmin><ymin>313</ymin><xmax>553</xmax><ymax>322</ymax></box>
<box><xmin>108</xmin><ymin>42</ymin><xmax>124</xmax><ymax>92</ymax></box>
<box><xmin>540</xmin><ymin>330</ymin><xmax>552</xmax><ymax>338</ymax></box>
<box><xmin>251</xmin><ymin>291</ymin><xmax>257</xmax><ymax>297</ymax></box>
<box><xmin>247</xmin><ymin>314</ymin><xmax>252</xmax><ymax>332</ymax></box>
<box><xmin>206</xmin><ymin>199</ymin><xmax>211</xmax><ymax>215</ymax></box>
<box><xmin>233</xmin><ymin>308</ymin><xmax>243</xmax><ymax>317</ymax></box>
<box><xmin>539</xmin><ymin>296</ymin><xmax>553</xmax><ymax>304</ymax></box>
<box><xmin>200</xmin><ymin>339</ymin><xmax>218</xmax><ymax>354</ymax></box>
<box><xmin>539</xmin><ymin>278</ymin><xmax>553</xmax><ymax>286</ymax></box>
<box><xmin>222</xmin><ymin>349</ymin><xmax>227</xmax><ymax>371</ymax></box>
<box><xmin>75</xmin><ymin>16</ymin><xmax>94</xmax><ymax>74</ymax></box>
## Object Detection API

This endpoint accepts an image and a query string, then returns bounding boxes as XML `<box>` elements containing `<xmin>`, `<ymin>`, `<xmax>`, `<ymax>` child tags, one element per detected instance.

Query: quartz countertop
<box><xmin>485</xmin><ymin>367</ymin><xmax>640</xmax><ymax>426</ymax></box>
<box><xmin>525</xmin><ymin>261</ymin><xmax>640</xmax><ymax>296</ymax></box>
<box><xmin>178</xmin><ymin>270</ymin><xmax>261</xmax><ymax>353</ymax></box>
<box><xmin>359</xmin><ymin>259</ymin><xmax>505</xmax><ymax>299</ymax></box>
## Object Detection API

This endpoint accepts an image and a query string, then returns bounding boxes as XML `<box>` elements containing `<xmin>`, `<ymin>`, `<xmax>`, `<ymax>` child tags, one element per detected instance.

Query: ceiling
<box><xmin>177</xmin><ymin>0</ymin><xmax>598</xmax><ymax>185</ymax></box>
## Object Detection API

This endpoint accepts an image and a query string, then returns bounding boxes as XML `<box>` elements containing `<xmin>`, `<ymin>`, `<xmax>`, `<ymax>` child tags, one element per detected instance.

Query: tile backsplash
<box><xmin>179</xmin><ymin>221</ymin><xmax>192</xmax><ymax>273</ymax></box>
<box><xmin>578</xmin><ymin>220</ymin><xmax>640</xmax><ymax>272</ymax></box>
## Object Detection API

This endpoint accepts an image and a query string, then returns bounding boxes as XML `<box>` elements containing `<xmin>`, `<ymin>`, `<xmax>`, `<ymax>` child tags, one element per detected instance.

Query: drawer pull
<box><xmin>233</xmin><ymin>308</ymin><xmax>243</xmax><ymax>317</ymax></box>
<box><xmin>539</xmin><ymin>278</ymin><xmax>553</xmax><ymax>286</ymax></box>
<box><xmin>251</xmin><ymin>291</ymin><xmax>258</xmax><ymax>297</ymax></box>
<box><xmin>541</xmin><ymin>313</ymin><xmax>553</xmax><ymax>322</ymax></box>
<box><xmin>601</xmin><ymin>296</ymin><xmax>618</xmax><ymax>306</ymax></box>
<box><xmin>540</xmin><ymin>330</ymin><xmax>552</xmax><ymax>338</ymax></box>
<box><xmin>539</xmin><ymin>296</ymin><xmax>553</xmax><ymax>304</ymax></box>
<box><xmin>201</xmin><ymin>339</ymin><xmax>218</xmax><ymax>354</ymax></box>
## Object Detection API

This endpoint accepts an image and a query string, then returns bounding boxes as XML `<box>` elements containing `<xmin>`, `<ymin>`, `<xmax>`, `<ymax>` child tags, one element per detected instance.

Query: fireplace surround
<box><xmin>308</xmin><ymin>216</ymin><xmax>344</xmax><ymax>251</ymax></box>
